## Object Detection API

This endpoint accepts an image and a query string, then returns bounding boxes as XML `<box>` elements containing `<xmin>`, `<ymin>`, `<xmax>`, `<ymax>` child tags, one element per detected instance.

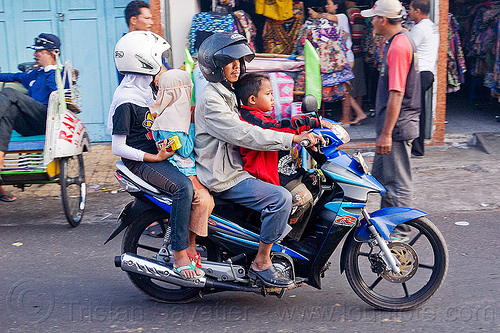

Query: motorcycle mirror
<box><xmin>301</xmin><ymin>94</ymin><xmax>322</xmax><ymax>129</ymax></box>
<box><xmin>301</xmin><ymin>94</ymin><xmax>317</xmax><ymax>113</ymax></box>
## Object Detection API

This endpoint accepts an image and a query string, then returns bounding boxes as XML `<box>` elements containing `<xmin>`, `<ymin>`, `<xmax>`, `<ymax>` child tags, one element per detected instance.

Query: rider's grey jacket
<box><xmin>194</xmin><ymin>82</ymin><xmax>294</xmax><ymax>193</ymax></box>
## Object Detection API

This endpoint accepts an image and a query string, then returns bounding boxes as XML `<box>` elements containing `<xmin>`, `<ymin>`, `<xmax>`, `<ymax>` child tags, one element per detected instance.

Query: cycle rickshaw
<box><xmin>0</xmin><ymin>56</ymin><xmax>90</xmax><ymax>227</ymax></box>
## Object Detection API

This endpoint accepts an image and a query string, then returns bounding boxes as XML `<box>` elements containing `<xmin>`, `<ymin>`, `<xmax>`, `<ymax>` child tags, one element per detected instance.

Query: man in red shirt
<box><xmin>361</xmin><ymin>0</ymin><xmax>421</xmax><ymax>210</ymax></box>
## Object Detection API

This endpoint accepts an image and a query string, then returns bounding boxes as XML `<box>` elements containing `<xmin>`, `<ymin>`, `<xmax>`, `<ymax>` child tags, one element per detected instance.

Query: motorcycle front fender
<box><xmin>104</xmin><ymin>199</ymin><xmax>154</xmax><ymax>244</ymax></box>
<box><xmin>340</xmin><ymin>207</ymin><xmax>427</xmax><ymax>273</ymax></box>
<box><xmin>355</xmin><ymin>207</ymin><xmax>427</xmax><ymax>242</ymax></box>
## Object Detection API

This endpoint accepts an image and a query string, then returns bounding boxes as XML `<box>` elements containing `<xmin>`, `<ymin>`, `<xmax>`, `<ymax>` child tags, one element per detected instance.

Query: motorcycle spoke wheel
<box><xmin>60</xmin><ymin>154</ymin><xmax>85</xmax><ymax>227</ymax></box>
<box><xmin>121</xmin><ymin>210</ymin><xmax>202</xmax><ymax>303</ymax></box>
<box><xmin>345</xmin><ymin>217</ymin><xmax>448</xmax><ymax>311</ymax></box>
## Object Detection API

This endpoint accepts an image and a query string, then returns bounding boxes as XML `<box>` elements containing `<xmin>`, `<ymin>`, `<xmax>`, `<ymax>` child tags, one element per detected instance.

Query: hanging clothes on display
<box><xmin>447</xmin><ymin>13</ymin><xmax>467</xmax><ymax>93</ymax></box>
<box><xmin>189</xmin><ymin>12</ymin><xmax>237</xmax><ymax>56</ymax></box>
<box><xmin>262</xmin><ymin>2</ymin><xmax>304</xmax><ymax>54</ymax></box>
<box><xmin>464</xmin><ymin>2</ymin><xmax>500</xmax><ymax>82</ymax></box>
<box><xmin>491</xmin><ymin>16</ymin><xmax>500</xmax><ymax>100</ymax></box>
<box><xmin>294</xmin><ymin>17</ymin><xmax>354</xmax><ymax>102</ymax></box>
<box><xmin>268</xmin><ymin>72</ymin><xmax>295</xmax><ymax>120</ymax></box>
<box><xmin>232</xmin><ymin>10</ymin><xmax>258</xmax><ymax>51</ymax></box>
<box><xmin>255</xmin><ymin>0</ymin><xmax>294</xmax><ymax>21</ymax></box>
<box><xmin>363</xmin><ymin>26</ymin><xmax>386</xmax><ymax>71</ymax></box>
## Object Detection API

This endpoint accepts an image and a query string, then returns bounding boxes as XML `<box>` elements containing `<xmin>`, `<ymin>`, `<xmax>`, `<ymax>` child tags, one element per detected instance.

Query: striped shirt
<box><xmin>346</xmin><ymin>7</ymin><xmax>365</xmax><ymax>55</ymax></box>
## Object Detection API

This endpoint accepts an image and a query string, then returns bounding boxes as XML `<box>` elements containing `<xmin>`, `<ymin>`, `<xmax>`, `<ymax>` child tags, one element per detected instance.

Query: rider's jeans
<box><xmin>124</xmin><ymin>159</ymin><xmax>193</xmax><ymax>251</ymax></box>
<box><xmin>213</xmin><ymin>178</ymin><xmax>292</xmax><ymax>244</ymax></box>
<box><xmin>0</xmin><ymin>88</ymin><xmax>47</xmax><ymax>152</ymax></box>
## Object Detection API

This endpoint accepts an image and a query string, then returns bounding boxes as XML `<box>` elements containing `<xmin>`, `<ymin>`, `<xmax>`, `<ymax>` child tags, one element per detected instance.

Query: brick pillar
<box><xmin>150</xmin><ymin>0</ymin><xmax>164</xmax><ymax>37</ymax></box>
<box><xmin>431</xmin><ymin>0</ymin><xmax>448</xmax><ymax>145</ymax></box>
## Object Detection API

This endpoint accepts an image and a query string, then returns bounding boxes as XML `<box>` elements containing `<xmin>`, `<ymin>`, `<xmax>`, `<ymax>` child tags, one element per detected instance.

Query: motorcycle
<box><xmin>105</xmin><ymin>95</ymin><xmax>448</xmax><ymax>311</ymax></box>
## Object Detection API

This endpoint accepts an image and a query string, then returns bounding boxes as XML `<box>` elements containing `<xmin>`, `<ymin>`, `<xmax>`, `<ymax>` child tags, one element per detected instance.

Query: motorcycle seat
<box><xmin>116</xmin><ymin>161</ymin><xmax>161</xmax><ymax>194</ymax></box>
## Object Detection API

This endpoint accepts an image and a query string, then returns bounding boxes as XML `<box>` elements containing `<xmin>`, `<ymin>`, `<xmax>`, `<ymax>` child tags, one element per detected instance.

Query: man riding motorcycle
<box><xmin>193</xmin><ymin>32</ymin><xmax>323</xmax><ymax>288</ymax></box>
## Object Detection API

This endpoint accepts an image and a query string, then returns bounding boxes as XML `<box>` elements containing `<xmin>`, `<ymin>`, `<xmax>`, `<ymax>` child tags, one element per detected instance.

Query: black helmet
<box><xmin>198</xmin><ymin>32</ymin><xmax>255</xmax><ymax>83</ymax></box>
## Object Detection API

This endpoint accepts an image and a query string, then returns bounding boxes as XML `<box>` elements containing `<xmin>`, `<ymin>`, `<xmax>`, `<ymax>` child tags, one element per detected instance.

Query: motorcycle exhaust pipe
<box><xmin>115</xmin><ymin>253</ymin><xmax>207</xmax><ymax>288</ymax></box>
<box><xmin>115</xmin><ymin>253</ymin><xmax>261</xmax><ymax>293</ymax></box>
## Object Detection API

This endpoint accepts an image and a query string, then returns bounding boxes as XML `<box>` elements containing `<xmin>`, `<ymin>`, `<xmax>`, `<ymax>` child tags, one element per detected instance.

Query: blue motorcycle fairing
<box><xmin>324</xmin><ymin>201</ymin><xmax>364</xmax><ymax>226</ymax></box>
<box><xmin>309</xmin><ymin>126</ymin><xmax>385</xmax><ymax>193</ymax></box>
<box><xmin>355</xmin><ymin>207</ymin><xmax>427</xmax><ymax>242</ymax></box>
<box><xmin>209</xmin><ymin>215</ymin><xmax>261</xmax><ymax>241</ymax></box>
<box><xmin>313</xmin><ymin>128</ymin><xmax>345</xmax><ymax>155</ymax></box>
<box><xmin>209</xmin><ymin>215</ymin><xmax>310</xmax><ymax>261</ymax></box>
<box><xmin>321</xmin><ymin>152</ymin><xmax>385</xmax><ymax>193</ymax></box>
<box><xmin>144</xmin><ymin>194</ymin><xmax>172</xmax><ymax>213</ymax></box>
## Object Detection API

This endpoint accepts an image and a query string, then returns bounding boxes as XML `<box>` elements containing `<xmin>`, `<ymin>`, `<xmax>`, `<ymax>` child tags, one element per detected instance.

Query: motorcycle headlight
<box><xmin>330</xmin><ymin>123</ymin><xmax>350</xmax><ymax>144</ymax></box>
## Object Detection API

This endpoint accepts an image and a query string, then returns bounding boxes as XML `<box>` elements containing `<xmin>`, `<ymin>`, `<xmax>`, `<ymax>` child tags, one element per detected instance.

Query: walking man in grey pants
<box><xmin>361</xmin><ymin>0</ymin><xmax>421</xmax><ymax>210</ymax></box>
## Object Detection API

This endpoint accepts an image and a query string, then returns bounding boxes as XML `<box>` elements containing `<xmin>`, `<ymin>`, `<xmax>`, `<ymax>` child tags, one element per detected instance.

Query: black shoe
<box><xmin>248</xmin><ymin>265</ymin><xmax>293</xmax><ymax>288</ymax></box>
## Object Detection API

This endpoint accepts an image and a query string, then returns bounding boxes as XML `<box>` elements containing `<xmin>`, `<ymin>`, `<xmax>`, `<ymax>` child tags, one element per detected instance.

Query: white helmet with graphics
<box><xmin>114</xmin><ymin>31</ymin><xmax>171</xmax><ymax>75</ymax></box>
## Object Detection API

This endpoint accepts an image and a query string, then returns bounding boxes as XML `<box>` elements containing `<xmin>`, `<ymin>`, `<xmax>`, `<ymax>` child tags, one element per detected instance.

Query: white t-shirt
<box><xmin>335</xmin><ymin>13</ymin><xmax>354</xmax><ymax>63</ymax></box>
<box><xmin>411</xmin><ymin>18</ymin><xmax>439</xmax><ymax>74</ymax></box>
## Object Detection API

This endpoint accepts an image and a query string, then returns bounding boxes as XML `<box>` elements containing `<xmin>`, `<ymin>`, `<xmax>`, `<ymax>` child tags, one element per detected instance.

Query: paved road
<box><xmin>1</xmin><ymin>195</ymin><xmax>499</xmax><ymax>332</ymax></box>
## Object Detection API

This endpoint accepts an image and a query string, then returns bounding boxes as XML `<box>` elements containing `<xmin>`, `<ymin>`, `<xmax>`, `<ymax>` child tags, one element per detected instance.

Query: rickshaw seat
<box><xmin>8</xmin><ymin>131</ymin><xmax>45</xmax><ymax>151</ymax></box>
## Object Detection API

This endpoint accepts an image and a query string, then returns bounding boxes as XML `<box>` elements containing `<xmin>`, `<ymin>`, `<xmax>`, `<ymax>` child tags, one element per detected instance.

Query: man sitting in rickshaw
<box><xmin>0</xmin><ymin>33</ymin><xmax>62</xmax><ymax>202</ymax></box>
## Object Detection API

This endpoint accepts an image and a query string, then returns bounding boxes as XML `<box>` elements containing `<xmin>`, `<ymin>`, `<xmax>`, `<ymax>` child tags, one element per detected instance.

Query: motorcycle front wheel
<box><xmin>122</xmin><ymin>210</ymin><xmax>204</xmax><ymax>303</ymax></box>
<box><xmin>345</xmin><ymin>217</ymin><xmax>448</xmax><ymax>311</ymax></box>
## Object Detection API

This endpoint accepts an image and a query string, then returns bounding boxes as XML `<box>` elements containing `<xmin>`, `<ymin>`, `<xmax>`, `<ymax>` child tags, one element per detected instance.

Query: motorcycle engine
<box><xmin>271</xmin><ymin>253</ymin><xmax>295</xmax><ymax>281</ymax></box>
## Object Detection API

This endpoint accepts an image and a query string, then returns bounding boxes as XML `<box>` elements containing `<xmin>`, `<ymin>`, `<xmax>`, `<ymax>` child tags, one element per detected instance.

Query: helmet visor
<box><xmin>213</xmin><ymin>42</ymin><xmax>255</xmax><ymax>69</ymax></box>
<box><xmin>161</xmin><ymin>48</ymin><xmax>171</xmax><ymax>68</ymax></box>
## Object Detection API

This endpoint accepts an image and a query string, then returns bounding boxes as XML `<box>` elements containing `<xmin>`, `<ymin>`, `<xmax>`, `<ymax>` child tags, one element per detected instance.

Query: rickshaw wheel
<box><xmin>60</xmin><ymin>154</ymin><xmax>85</xmax><ymax>227</ymax></box>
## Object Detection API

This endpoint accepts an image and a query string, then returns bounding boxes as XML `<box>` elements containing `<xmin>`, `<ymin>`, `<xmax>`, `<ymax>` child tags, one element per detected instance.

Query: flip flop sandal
<box><xmin>143</xmin><ymin>223</ymin><xmax>165</xmax><ymax>238</ymax></box>
<box><xmin>173</xmin><ymin>261</ymin><xmax>205</xmax><ymax>281</ymax></box>
<box><xmin>187</xmin><ymin>251</ymin><xmax>202</xmax><ymax>268</ymax></box>
<box><xmin>0</xmin><ymin>192</ymin><xmax>16</xmax><ymax>202</ymax></box>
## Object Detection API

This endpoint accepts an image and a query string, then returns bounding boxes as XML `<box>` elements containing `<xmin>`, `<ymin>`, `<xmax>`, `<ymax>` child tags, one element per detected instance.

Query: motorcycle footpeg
<box><xmin>249</xmin><ymin>276</ymin><xmax>264</xmax><ymax>288</ymax></box>
<box><xmin>225</xmin><ymin>253</ymin><xmax>246</xmax><ymax>264</ymax></box>
<box><xmin>294</xmin><ymin>277</ymin><xmax>307</xmax><ymax>284</ymax></box>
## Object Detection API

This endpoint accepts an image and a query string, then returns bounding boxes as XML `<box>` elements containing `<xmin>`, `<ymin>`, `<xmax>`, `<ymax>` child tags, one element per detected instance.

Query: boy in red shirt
<box><xmin>234</xmin><ymin>72</ymin><xmax>330</xmax><ymax>239</ymax></box>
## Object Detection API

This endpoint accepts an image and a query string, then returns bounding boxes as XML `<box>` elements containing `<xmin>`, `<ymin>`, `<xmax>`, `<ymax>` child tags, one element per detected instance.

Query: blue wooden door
<box><xmin>0</xmin><ymin>0</ymin><xmax>132</xmax><ymax>142</ymax></box>
<box><xmin>57</xmin><ymin>0</ymin><xmax>115</xmax><ymax>141</ymax></box>
<box><xmin>0</xmin><ymin>0</ymin><xmax>16</xmax><ymax>72</ymax></box>
<box><xmin>1</xmin><ymin>0</ymin><xmax>59</xmax><ymax>71</ymax></box>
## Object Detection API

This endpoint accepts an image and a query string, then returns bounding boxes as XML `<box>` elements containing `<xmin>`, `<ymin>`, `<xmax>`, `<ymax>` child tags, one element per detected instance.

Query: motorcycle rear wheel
<box><xmin>345</xmin><ymin>217</ymin><xmax>448</xmax><ymax>311</ymax></box>
<box><xmin>122</xmin><ymin>210</ymin><xmax>203</xmax><ymax>303</ymax></box>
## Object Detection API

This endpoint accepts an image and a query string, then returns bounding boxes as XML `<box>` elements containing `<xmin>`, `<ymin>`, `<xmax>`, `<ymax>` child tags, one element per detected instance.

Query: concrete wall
<box><xmin>164</xmin><ymin>0</ymin><xmax>200</xmax><ymax>68</ymax></box>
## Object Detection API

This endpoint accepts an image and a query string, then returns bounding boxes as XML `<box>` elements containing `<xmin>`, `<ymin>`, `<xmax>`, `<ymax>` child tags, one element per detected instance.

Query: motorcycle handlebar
<box><xmin>300</xmin><ymin>137</ymin><xmax>332</xmax><ymax>148</ymax></box>
<box><xmin>300</xmin><ymin>139</ymin><xmax>311</xmax><ymax>147</ymax></box>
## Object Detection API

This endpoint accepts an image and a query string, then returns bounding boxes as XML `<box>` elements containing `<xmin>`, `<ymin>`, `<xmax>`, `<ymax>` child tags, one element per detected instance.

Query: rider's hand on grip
<box><xmin>293</xmin><ymin>131</ymin><xmax>325</xmax><ymax>152</ymax></box>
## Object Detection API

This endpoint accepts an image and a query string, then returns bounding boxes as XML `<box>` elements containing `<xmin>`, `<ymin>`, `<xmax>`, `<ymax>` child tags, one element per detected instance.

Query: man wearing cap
<box><xmin>0</xmin><ymin>33</ymin><xmax>61</xmax><ymax>202</ymax></box>
<box><xmin>361</xmin><ymin>0</ymin><xmax>421</xmax><ymax>210</ymax></box>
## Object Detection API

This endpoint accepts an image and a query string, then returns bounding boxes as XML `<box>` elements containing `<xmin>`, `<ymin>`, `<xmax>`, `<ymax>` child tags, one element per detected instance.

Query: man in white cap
<box><xmin>361</xmin><ymin>0</ymin><xmax>421</xmax><ymax>215</ymax></box>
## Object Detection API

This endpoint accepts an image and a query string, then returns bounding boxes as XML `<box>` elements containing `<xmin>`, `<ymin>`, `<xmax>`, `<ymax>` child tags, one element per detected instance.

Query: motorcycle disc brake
<box><xmin>381</xmin><ymin>242</ymin><xmax>419</xmax><ymax>283</ymax></box>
